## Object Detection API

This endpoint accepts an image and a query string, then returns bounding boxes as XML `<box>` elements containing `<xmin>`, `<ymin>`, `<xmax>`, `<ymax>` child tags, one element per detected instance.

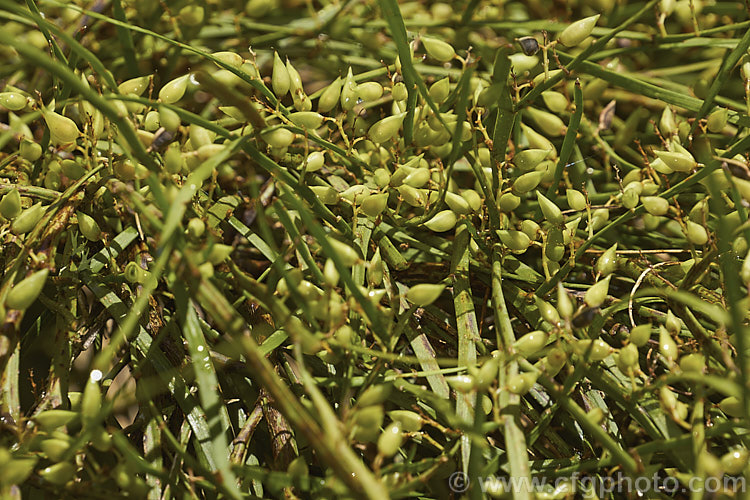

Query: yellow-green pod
<box><xmin>641</xmin><ymin>196</ymin><xmax>669</xmax><ymax>216</ymax></box>
<box><xmin>424</xmin><ymin>210</ymin><xmax>457</xmax><ymax>232</ymax></box>
<box><xmin>742</xmin><ymin>249</ymin><xmax>750</xmax><ymax>285</ymax></box>
<box><xmin>525</xmin><ymin>107</ymin><xmax>566</xmax><ymax>137</ymax></box>
<box><xmin>616</xmin><ymin>343</ymin><xmax>639</xmax><ymax>375</ymax></box>
<box><xmin>658</xmin><ymin>325</ymin><xmax>678</xmax><ymax>362</ymax></box>
<box><xmin>402</xmin><ymin>168</ymin><xmax>431</xmax><ymax>188</ymax></box>
<box><xmin>328</xmin><ymin>239</ymin><xmax>360</xmax><ymax>267</ymax></box>
<box><xmin>377</xmin><ymin>422</ymin><xmax>403</xmax><ymax>457</ymax></box>
<box><xmin>341</xmin><ymin>68</ymin><xmax>359</xmax><ymax>111</ymax></box>
<box><xmin>659</xmin><ymin>106</ymin><xmax>676</xmax><ymax>136</ymax></box>
<box><xmin>40</xmin><ymin>438</ymin><xmax>71</xmax><ymax>462</ymax></box>
<box><xmin>358</xmin><ymin>81</ymin><xmax>384</xmax><ymax>102</ymax></box>
<box><xmin>541</xmin><ymin>90</ymin><xmax>568</xmax><ymax>113</ymax></box>
<box><xmin>462</xmin><ymin>189</ymin><xmax>482</xmax><ymax>212</ymax></box>
<box><xmin>721</xmin><ymin>449</ymin><xmax>749</xmax><ymax>475</ymax></box>
<box><xmin>444</xmin><ymin>191</ymin><xmax>471</xmax><ymax>215</ymax></box>
<box><xmin>507</xmin><ymin>371</ymin><xmax>538</xmax><ymax>395</ymax></box>
<box><xmin>566</xmin><ymin>190</ymin><xmax>586</xmax><ymax>211</ymax></box>
<box><xmin>118</xmin><ymin>75</ymin><xmax>151</xmax><ymax>96</ymax></box>
<box><xmin>706</xmin><ymin>108</ymin><xmax>728</xmax><ymax>133</ymax></box>
<box><xmin>622</xmin><ymin>186</ymin><xmax>640</xmax><ymax>209</ymax></box>
<box><xmin>515</xmin><ymin>149</ymin><xmax>551</xmax><ymax>172</ymax></box>
<box><xmin>557</xmin><ymin>282</ymin><xmax>574</xmax><ymax>320</ymax></box>
<box><xmin>521</xmin><ymin>123</ymin><xmax>557</xmax><ymax>158</ymax></box>
<box><xmin>77</xmin><ymin>211</ymin><xmax>101</xmax><ymax>241</ymax></box>
<box><xmin>271</xmin><ymin>52</ymin><xmax>290</xmax><ymax>97</ymax></box>
<box><xmin>584</xmin><ymin>275</ymin><xmax>610</xmax><ymax>308</ymax></box>
<box><xmin>429</xmin><ymin>77</ymin><xmax>450</xmax><ymax>103</ymax></box>
<box><xmin>43</xmin><ymin>108</ymin><xmax>80</xmax><ymax>145</ymax></box>
<box><xmin>11</xmin><ymin>202</ymin><xmax>44</xmax><ymax>235</ymax></box>
<box><xmin>559</xmin><ymin>15</ymin><xmax>600</xmax><ymax>47</ymax></box>
<box><xmin>679</xmin><ymin>353</ymin><xmax>704</xmax><ymax>373</ymax></box>
<box><xmin>178</xmin><ymin>4</ymin><xmax>204</xmax><ymax>25</ymax></box>
<box><xmin>368</xmin><ymin>113</ymin><xmax>407</xmax><ymax>144</ymax></box>
<box><xmin>589</xmin><ymin>208</ymin><xmax>609</xmax><ymax>231</ymax></box>
<box><xmin>720</xmin><ymin>396</ymin><xmax>743</xmax><ymax>418</ymax></box>
<box><xmin>33</xmin><ymin>409</ymin><xmax>77</xmax><ymax>431</ymax></box>
<box><xmin>685</xmin><ymin>220</ymin><xmax>708</xmax><ymax>245</ymax></box>
<box><xmin>302</xmin><ymin>151</ymin><xmax>325</xmax><ymax>172</ymax></box>
<box><xmin>159</xmin><ymin>106</ymin><xmax>181</xmax><ymax>132</ymax></box>
<box><xmin>447</xmin><ymin>374</ymin><xmax>476</xmax><ymax>393</ymax></box>
<box><xmin>163</xmin><ymin>144</ymin><xmax>183</xmax><ymax>174</ymax></box>
<box><xmin>0</xmin><ymin>92</ymin><xmax>28</xmax><ymax>111</ymax></box>
<box><xmin>629</xmin><ymin>323</ymin><xmax>651</xmax><ymax>347</ymax></box>
<box><xmin>391</xmin><ymin>82</ymin><xmax>407</xmax><ymax>102</ymax></box>
<box><xmin>474</xmin><ymin>357</ymin><xmax>499</xmax><ymax>390</ymax></box>
<box><xmin>261</xmin><ymin>127</ymin><xmax>294</xmax><ymax>148</ymax></box>
<box><xmin>535</xmin><ymin>296</ymin><xmax>560</xmax><ymax>326</ymax></box>
<box><xmin>186</xmin><ymin>218</ymin><xmax>205</xmax><ymax>240</ymax></box>
<box><xmin>532</xmin><ymin>69</ymin><xmax>564</xmax><ymax>87</ymax></box>
<box><xmin>498</xmin><ymin>229</ymin><xmax>531</xmax><ymax>252</ymax></box>
<box><xmin>405</xmin><ymin>283</ymin><xmax>445</xmax><ymax>306</ymax></box>
<box><xmin>422</xmin><ymin>37</ymin><xmax>455</xmax><ymax>62</ymax></box>
<box><xmin>654</xmin><ymin>150</ymin><xmax>695</xmax><ymax>172</ymax></box>
<box><xmin>595</xmin><ymin>243</ymin><xmax>617</xmax><ymax>276</ymax></box>
<box><xmin>39</xmin><ymin>462</ymin><xmax>76</xmax><ymax>485</ymax></box>
<box><xmin>289</xmin><ymin>111</ymin><xmax>324</xmax><ymax>129</ymax></box>
<box><xmin>512</xmin><ymin>170</ymin><xmax>544</xmax><ymax>194</ymax></box>
<box><xmin>207</xmin><ymin>244</ymin><xmax>234</xmax><ymax>265</ymax></box>
<box><xmin>158</xmin><ymin>74</ymin><xmax>189</xmax><ymax>104</ymax></box>
<box><xmin>367</xmin><ymin>247</ymin><xmax>384</xmax><ymax>287</ymax></box>
<box><xmin>0</xmin><ymin>188</ymin><xmax>21</xmax><ymax>219</ymax></box>
<box><xmin>514</xmin><ymin>330</ymin><xmax>549</xmax><ymax>356</ymax></box>
<box><xmin>520</xmin><ymin>219</ymin><xmax>540</xmax><ymax>241</ymax></box>
<box><xmin>545</xmin><ymin>227</ymin><xmax>565</xmax><ymax>262</ymax></box>
<box><xmin>575</xmin><ymin>339</ymin><xmax>611</xmax><ymax>361</ymax></box>
<box><xmin>310</xmin><ymin>186</ymin><xmax>339</xmax><ymax>205</ymax></box>
<box><xmin>398</xmin><ymin>184</ymin><xmax>425</xmax><ymax>207</ymax></box>
<box><xmin>19</xmin><ymin>139</ymin><xmax>42</xmax><ymax>162</ymax></box>
<box><xmin>318</xmin><ymin>77</ymin><xmax>342</xmax><ymax>113</ymax></box>
<box><xmin>498</xmin><ymin>192</ymin><xmax>521</xmax><ymax>212</ymax></box>
<box><xmin>544</xmin><ymin>348</ymin><xmax>568</xmax><ymax>376</ymax></box>
<box><xmin>81</xmin><ymin>375</ymin><xmax>102</xmax><ymax>424</ymax></box>
<box><xmin>537</xmin><ymin>191</ymin><xmax>564</xmax><ymax>225</ymax></box>
<box><xmin>61</xmin><ymin>159</ymin><xmax>85</xmax><ymax>180</ymax></box>
<box><xmin>665</xmin><ymin>310</ymin><xmax>681</xmax><ymax>334</ymax></box>
<box><xmin>340</xmin><ymin>185</ymin><xmax>371</xmax><ymax>204</ymax></box>
<box><xmin>361</xmin><ymin>193</ymin><xmax>389</xmax><ymax>218</ymax></box>
<box><xmin>388</xmin><ymin>410</ymin><xmax>422</xmax><ymax>432</ymax></box>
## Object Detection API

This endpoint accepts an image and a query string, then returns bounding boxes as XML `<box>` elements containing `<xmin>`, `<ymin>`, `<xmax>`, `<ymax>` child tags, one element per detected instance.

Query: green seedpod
<box><xmin>521</xmin><ymin>123</ymin><xmax>557</xmax><ymax>157</ymax></box>
<box><xmin>390</xmin><ymin>82</ymin><xmax>408</xmax><ymax>102</ymax></box>
<box><xmin>537</xmin><ymin>191</ymin><xmax>564</xmax><ymax>225</ymax></box>
<box><xmin>512</xmin><ymin>170</ymin><xmax>544</xmax><ymax>194</ymax></box>
<box><xmin>328</xmin><ymin>239</ymin><xmax>360</xmax><ymax>267</ymax></box>
<box><xmin>368</xmin><ymin>113</ymin><xmax>406</xmax><ymax>144</ymax></box>
<box><xmin>159</xmin><ymin>106</ymin><xmax>181</xmax><ymax>132</ymax></box>
<box><xmin>212</xmin><ymin>51</ymin><xmax>243</xmax><ymax>68</ymax></box>
<box><xmin>403</xmin><ymin>168</ymin><xmax>431</xmax><ymax>188</ymax></box>
<box><xmin>261</xmin><ymin>127</ymin><xmax>295</xmax><ymax>148</ymax></box>
<box><xmin>447</xmin><ymin>374</ymin><xmax>475</xmax><ymax>393</ymax></box>
<box><xmin>118</xmin><ymin>75</ymin><xmax>151</xmax><ymax>96</ymax></box>
<box><xmin>424</xmin><ymin>210</ymin><xmax>457</xmax><ymax>232</ymax></box>
<box><xmin>10</xmin><ymin>202</ymin><xmax>45</xmax><ymax>235</ymax></box>
<box><xmin>197</xmin><ymin>144</ymin><xmax>226</xmax><ymax>162</ymax></box>
<box><xmin>557</xmin><ymin>282</ymin><xmax>574</xmax><ymax>320</ymax></box>
<box><xmin>377</xmin><ymin>422</ymin><xmax>403</xmax><ymax>457</ymax></box>
<box><xmin>498</xmin><ymin>229</ymin><xmax>531</xmax><ymax>252</ymax></box>
<box><xmin>143</xmin><ymin>110</ymin><xmax>160</xmax><ymax>131</ymax></box>
<box><xmin>341</xmin><ymin>68</ymin><xmax>358</xmax><ymax>111</ymax></box>
<box><xmin>658</xmin><ymin>325</ymin><xmax>678</xmax><ymax>362</ymax></box>
<box><xmin>742</xmin><ymin>249</ymin><xmax>750</xmax><ymax>285</ymax></box>
<box><xmin>650</xmin><ymin>159</ymin><xmax>674</xmax><ymax>175</ymax></box>
<box><xmin>33</xmin><ymin>409</ymin><xmax>77</xmax><ymax>431</ymax></box>
<box><xmin>679</xmin><ymin>353</ymin><xmax>704</xmax><ymax>373</ymax></box>
<box><xmin>285</xmin><ymin>58</ymin><xmax>303</xmax><ymax>94</ymax></box>
<box><xmin>398</xmin><ymin>184</ymin><xmax>425</xmax><ymax>207</ymax></box>
<box><xmin>721</xmin><ymin>449</ymin><xmax>749</xmax><ymax>475</ymax></box>
<box><xmin>43</xmin><ymin>108</ymin><xmax>79</xmax><ymax>145</ymax></box>
<box><xmin>6</xmin><ymin>268</ymin><xmax>48</xmax><ymax>311</ymax></box>
<box><xmin>535</xmin><ymin>296</ymin><xmax>560</xmax><ymax>326</ymax></box>
<box><xmin>589</xmin><ymin>208</ymin><xmax>609</xmax><ymax>231</ymax></box>
<box><xmin>388</xmin><ymin>410</ymin><xmax>422</xmax><ymax>432</ymax></box>
<box><xmin>163</xmin><ymin>144</ymin><xmax>183</xmax><ymax>174</ymax></box>
<box><xmin>406</xmin><ymin>283</ymin><xmax>445</xmax><ymax>306</ymax></box>
<box><xmin>186</xmin><ymin>218</ymin><xmax>205</xmax><ymax>240</ymax></box>
<box><xmin>61</xmin><ymin>159</ymin><xmax>86</xmax><ymax>180</ymax></box>
<box><xmin>444</xmin><ymin>191</ymin><xmax>471</xmax><ymax>215</ymax></box>
<box><xmin>77</xmin><ymin>211</ymin><xmax>101</xmax><ymax>241</ymax></box>
<box><xmin>514</xmin><ymin>148</ymin><xmax>550</xmax><ymax>171</ymax></box>
<box><xmin>0</xmin><ymin>188</ymin><xmax>21</xmax><ymax>219</ymax></box>
<box><xmin>641</xmin><ymin>196</ymin><xmax>669</xmax><ymax>216</ymax></box>
<box><xmin>322</xmin><ymin>259</ymin><xmax>340</xmax><ymax>287</ymax></box>
<box><xmin>720</xmin><ymin>396</ymin><xmax>743</xmax><ymax>418</ymax></box>
<box><xmin>317</xmin><ymin>77</ymin><xmax>342</xmax><ymax>113</ymax></box>
<box><xmin>361</xmin><ymin>193</ymin><xmax>389</xmax><ymax>218</ymax></box>
<box><xmin>367</xmin><ymin>247</ymin><xmax>384</xmax><ymax>287</ymax></box>
<box><xmin>358</xmin><ymin>385</ymin><xmax>392</xmax><ymax>407</ymax></box>
<box><xmin>507</xmin><ymin>372</ymin><xmax>538</xmax><ymax>395</ymax></box>
<box><xmin>566</xmin><ymin>190</ymin><xmax>587</xmax><ymax>211</ymax></box>
<box><xmin>621</xmin><ymin>186</ymin><xmax>640</xmax><ymax>209</ymax></box>
<box><xmin>298</xmin><ymin>281</ymin><xmax>324</xmax><ymax>301</ymax></box>
<box><xmin>189</xmin><ymin>123</ymin><xmax>213</xmax><ymax>149</ymax></box>
<box><xmin>158</xmin><ymin>74</ymin><xmax>189</xmax><ymax>104</ymax></box>
<box><xmin>302</xmin><ymin>151</ymin><xmax>325</xmax><ymax>172</ymax></box>
<box><xmin>19</xmin><ymin>139</ymin><xmax>42</xmax><ymax>161</ymax></box>
<box><xmin>422</xmin><ymin>37</ymin><xmax>455</xmax><ymax>62</ymax></box>
<box><xmin>39</xmin><ymin>462</ymin><xmax>76</xmax><ymax>485</ymax></box>
<box><xmin>40</xmin><ymin>438</ymin><xmax>71</xmax><ymax>462</ymax></box>
<box><xmin>706</xmin><ymin>107</ymin><xmax>728</xmax><ymax>132</ymax></box>
<box><xmin>429</xmin><ymin>77</ymin><xmax>450</xmax><ymax>103</ymax></box>
<box><xmin>340</xmin><ymin>185</ymin><xmax>371</xmax><ymax>204</ymax></box>
<box><xmin>541</xmin><ymin>90</ymin><xmax>568</xmax><ymax>113</ymax></box>
<box><xmin>462</xmin><ymin>189</ymin><xmax>482</xmax><ymax>212</ymax></box>
<box><xmin>685</xmin><ymin>220</ymin><xmax>708</xmax><ymax>245</ymax></box>
<box><xmin>595</xmin><ymin>243</ymin><xmax>617</xmax><ymax>276</ymax></box>
<box><xmin>563</xmin><ymin>217</ymin><xmax>580</xmax><ymax>245</ymax></box>
<box><xmin>81</xmin><ymin>374</ymin><xmax>102</xmax><ymax>424</ymax></box>
<box><xmin>271</xmin><ymin>52</ymin><xmax>290</xmax><ymax>97</ymax></box>
<box><xmin>290</xmin><ymin>111</ymin><xmax>325</xmax><ymax>129</ymax></box>
<box><xmin>207</xmin><ymin>244</ymin><xmax>234</xmax><ymax>265</ymax></box>
<box><xmin>310</xmin><ymin>186</ymin><xmax>339</xmax><ymax>205</ymax></box>
<box><xmin>584</xmin><ymin>275</ymin><xmax>611</xmax><ymax>308</ymax></box>
<box><xmin>525</xmin><ymin>107</ymin><xmax>566</xmax><ymax>137</ymax></box>
<box><xmin>520</xmin><ymin>219</ymin><xmax>540</xmax><ymax>240</ymax></box>
<box><xmin>616</xmin><ymin>343</ymin><xmax>639</xmax><ymax>375</ymax></box>
<box><xmin>178</xmin><ymin>4</ymin><xmax>204</xmax><ymax>25</ymax></box>
<box><xmin>545</xmin><ymin>227</ymin><xmax>565</xmax><ymax>262</ymax></box>
<box><xmin>2</xmin><ymin>456</ymin><xmax>37</xmax><ymax>486</ymax></box>
<box><xmin>575</xmin><ymin>339</ymin><xmax>611</xmax><ymax>361</ymax></box>
<box><xmin>654</xmin><ymin>150</ymin><xmax>695</xmax><ymax>172</ymax></box>
<box><xmin>514</xmin><ymin>330</ymin><xmax>549</xmax><ymax>356</ymax></box>
<box><xmin>558</xmin><ymin>14</ymin><xmax>599</xmax><ymax>47</ymax></box>
<box><xmin>0</xmin><ymin>91</ymin><xmax>28</xmax><ymax>111</ymax></box>
<box><xmin>659</xmin><ymin>106</ymin><xmax>676</xmax><ymax>136</ymax></box>
<box><xmin>629</xmin><ymin>323</ymin><xmax>652</xmax><ymax>347</ymax></box>
<box><xmin>509</xmin><ymin>53</ymin><xmax>539</xmax><ymax>75</ymax></box>
<box><xmin>665</xmin><ymin>310</ymin><xmax>681</xmax><ymax>334</ymax></box>
<box><xmin>358</xmin><ymin>81</ymin><xmax>384</xmax><ymax>102</ymax></box>
<box><xmin>544</xmin><ymin>348</ymin><xmax>568</xmax><ymax>376</ymax></box>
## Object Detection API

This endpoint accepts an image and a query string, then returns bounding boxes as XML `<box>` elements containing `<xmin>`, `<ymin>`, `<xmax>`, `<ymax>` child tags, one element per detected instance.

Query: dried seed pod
<box><xmin>558</xmin><ymin>15</ymin><xmax>600</xmax><ymax>47</ymax></box>
<box><xmin>6</xmin><ymin>269</ymin><xmax>48</xmax><ymax>311</ymax></box>
<box><xmin>584</xmin><ymin>275</ymin><xmax>611</xmax><ymax>308</ymax></box>
<box><xmin>654</xmin><ymin>150</ymin><xmax>695</xmax><ymax>172</ymax></box>
<box><xmin>158</xmin><ymin>74</ymin><xmax>189</xmax><ymax>104</ymax></box>
<box><xmin>77</xmin><ymin>212</ymin><xmax>101</xmax><ymax>241</ymax></box>
<box><xmin>422</xmin><ymin>37</ymin><xmax>455</xmax><ymax>62</ymax></box>
<box><xmin>0</xmin><ymin>188</ymin><xmax>22</xmax><ymax>219</ymax></box>
<box><xmin>537</xmin><ymin>191</ymin><xmax>564</xmax><ymax>225</ymax></box>
<box><xmin>42</xmin><ymin>108</ymin><xmax>80</xmax><ymax>145</ymax></box>
<box><xmin>517</xmin><ymin>36</ymin><xmax>540</xmax><ymax>56</ymax></box>
<box><xmin>525</xmin><ymin>107</ymin><xmax>566</xmax><ymax>137</ymax></box>
<box><xmin>429</xmin><ymin>77</ymin><xmax>450</xmax><ymax>103</ymax></box>
<box><xmin>11</xmin><ymin>202</ymin><xmax>44</xmax><ymax>235</ymax></box>
<box><xmin>368</xmin><ymin>113</ymin><xmax>407</xmax><ymax>144</ymax></box>
<box><xmin>514</xmin><ymin>149</ymin><xmax>550</xmax><ymax>172</ymax></box>
<box><xmin>424</xmin><ymin>210</ymin><xmax>457</xmax><ymax>232</ymax></box>
<box><xmin>595</xmin><ymin>243</ymin><xmax>617</xmax><ymax>276</ymax></box>
<box><xmin>405</xmin><ymin>283</ymin><xmax>446</xmax><ymax>306</ymax></box>
<box><xmin>514</xmin><ymin>330</ymin><xmax>549</xmax><ymax>356</ymax></box>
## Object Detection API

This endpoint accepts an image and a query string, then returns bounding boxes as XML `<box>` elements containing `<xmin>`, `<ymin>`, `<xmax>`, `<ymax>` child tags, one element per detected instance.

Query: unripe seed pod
<box><xmin>302</xmin><ymin>151</ymin><xmax>325</xmax><ymax>172</ymax></box>
<box><xmin>520</xmin><ymin>219</ymin><xmax>541</xmax><ymax>241</ymax></box>
<box><xmin>271</xmin><ymin>52</ymin><xmax>290</xmax><ymax>97</ymax></box>
<box><xmin>77</xmin><ymin>212</ymin><xmax>101</xmax><ymax>241</ymax></box>
<box><xmin>589</xmin><ymin>208</ymin><xmax>609</xmax><ymax>231</ymax></box>
<box><xmin>40</xmin><ymin>438</ymin><xmax>71</xmax><ymax>462</ymax></box>
<box><xmin>340</xmin><ymin>68</ymin><xmax>358</xmax><ymax>111</ymax></box>
<box><xmin>403</xmin><ymin>168</ymin><xmax>431</xmax><ymax>188</ymax></box>
<box><xmin>721</xmin><ymin>449</ymin><xmax>749</xmax><ymax>476</ymax></box>
<box><xmin>521</xmin><ymin>123</ymin><xmax>557</xmax><ymax>157</ymax></box>
<box><xmin>0</xmin><ymin>188</ymin><xmax>22</xmax><ymax>219</ymax></box>
<box><xmin>309</xmin><ymin>186</ymin><xmax>339</xmax><ymax>205</ymax></box>
<box><xmin>462</xmin><ymin>189</ymin><xmax>482</xmax><ymax>212</ymax></box>
<box><xmin>0</xmin><ymin>92</ymin><xmax>28</xmax><ymax>111</ymax></box>
<box><xmin>654</xmin><ymin>150</ymin><xmax>695</xmax><ymax>172</ymax></box>
<box><xmin>43</xmin><ymin>108</ymin><xmax>80</xmax><ymax>145</ymax></box>
<box><xmin>584</xmin><ymin>275</ymin><xmax>611</xmax><ymax>308</ymax></box>
<box><xmin>367</xmin><ymin>247</ymin><xmax>384</xmax><ymax>287</ymax></box>
<box><xmin>514</xmin><ymin>149</ymin><xmax>550</xmax><ymax>172</ymax></box>
<box><xmin>575</xmin><ymin>339</ymin><xmax>611</xmax><ymax>361</ymax></box>
<box><xmin>261</xmin><ymin>127</ymin><xmax>294</xmax><ymax>148</ymax></box>
<box><xmin>586</xmin><ymin>407</ymin><xmax>605</xmax><ymax>427</ymax></box>
<box><xmin>318</xmin><ymin>77</ymin><xmax>342</xmax><ymax>113</ymax></box>
<box><xmin>556</xmin><ymin>282</ymin><xmax>574</xmax><ymax>320</ymax></box>
<box><xmin>422</xmin><ymin>37</ymin><xmax>455</xmax><ymax>62</ymax></box>
<box><xmin>290</xmin><ymin>111</ymin><xmax>324</xmax><ymax>129</ymax></box>
<box><xmin>328</xmin><ymin>239</ymin><xmax>360</xmax><ymax>267</ymax></box>
<box><xmin>622</xmin><ymin>186</ymin><xmax>639</xmax><ymax>209</ymax></box>
<box><xmin>424</xmin><ymin>210</ymin><xmax>457</xmax><ymax>232</ymax></box>
<box><xmin>665</xmin><ymin>310</ymin><xmax>681</xmax><ymax>334</ymax></box>
<box><xmin>545</xmin><ymin>227</ymin><xmax>565</xmax><ymax>262</ymax></box>
<box><xmin>61</xmin><ymin>159</ymin><xmax>86</xmax><ymax>180</ymax></box>
<box><xmin>498</xmin><ymin>229</ymin><xmax>531</xmax><ymax>252</ymax></box>
<box><xmin>388</xmin><ymin>410</ymin><xmax>422</xmax><ymax>432</ymax></box>
<box><xmin>429</xmin><ymin>77</ymin><xmax>450</xmax><ymax>103</ymax></box>
<box><xmin>658</xmin><ymin>325</ymin><xmax>678</xmax><ymax>362</ymax></box>
<box><xmin>11</xmin><ymin>203</ymin><xmax>44</xmax><ymax>235</ymax></box>
<box><xmin>368</xmin><ymin>113</ymin><xmax>407</xmax><ymax>144</ymax></box>
<box><xmin>158</xmin><ymin>74</ymin><xmax>189</xmax><ymax>104</ymax></box>
<box><xmin>596</xmin><ymin>243</ymin><xmax>617</xmax><ymax>276</ymax></box>
<box><xmin>707</xmin><ymin>107</ymin><xmax>728</xmax><ymax>133</ymax></box>
<box><xmin>33</xmin><ymin>409</ymin><xmax>77</xmax><ymax>431</ymax></box>
<box><xmin>498</xmin><ymin>192</ymin><xmax>521</xmax><ymax>212</ymax></box>
<box><xmin>361</xmin><ymin>193</ymin><xmax>389</xmax><ymax>218</ymax></box>
<box><xmin>19</xmin><ymin>139</ymin><xmax>42</xmax><ymax>162</ymax></box>
<box><xmin>358</xmin><ymin>81</ymin><xmax>384</xmax><ymax>102</ymax></box>
<box><xmin>507</xmin><ymin>372</ymin><xmax>538</xmax><ymax>395</ymax></box>
<box><xmin>525</xmin><ymin>107</ymin><xmax>566</xmax><ymax>137</ymax></box>
<box><xmin>659</xmin><ymin>106</ymin><xmax>676</xmax><ymax>136</ymax></box>
<box><xmin>163</xmin><ymin>144</ymin><xmax>183</xmax><ymax>174</ymax></box>
<box><xmin>207</xmin><ymin>244</ymin><xmax>234</xmax><ymax>265</ymax></box>
<box><xmin>679</xmin><ymin>352</ymin><xmax>704</xmax><ymax>373</ymax></box>
<box><xmin>444</xmin><ymin>191</ymin><xmax>471</xmax><ymax>215</ymax></box>
<box><xmin>514</xmin><ymin>330</ymin><xmax>548</xmax><ymax>356</ymax></box>
<box><xmin>398</xmin><ymin>185</ymin><xmax>425</xmax><ymax>207</ymax></box>
<box><xmin>617</xmin><ymin>343</ymin><xmax>639</xmax><ymax>374</ymax></box>
<box><xmin>124</xmin><ymin>262</ymin><xmax>149</xmax><ymax>284</ymax></box>
<box><xmin>742</xmin><ymin>249</ymin><xmax>750</xmax><ymax>285</ymax></box>
<box><xmin>81</xmin><ymin>373</ymin><xmax>102</xmax><ymax>424</ymax></box>
<box><xmin>544</xmin><ymin>348</ymin><xmax>568</xmax><ymax>376</ymax></box>
<box><xmin>629</xmin><ymin>324</ymin><xmax>651</xmax><ymax>346</ymax></box>
<box><xmin>143</xmin><ymin>110</ymin><xmax>160</xmax><ymax>132</ymax></box>
<box><xmin>566</xmin><ymin>190</ymin><xmax>587</xmax><ymax>211</ymax></box>
<box><xmin>513</xmin><ymin>170</ymin><xmax>544</xmax><ymax>194</ymax></box>
<box><xmin>406</xmin><ymin>283</ymin><xmax>445</xmax><ymax>306</ymax></box>
<box><xmin>537</xmin><ymin>191</ymin><xmax>564</xmax><ymax>225</ymax></box>
<box><xmin>685</xmin><ymin>220</ymin><xmax>708</xmax><ymax>245</ymax></box>
<box><xmin>340</xmin><ymin>185</ymin><xmax>371</xmax><ymax>204</ymax></box>
<box><xmin>39</xmin><ymin>462</ymin><xmax>76</xmax><ymax>485</ymax></box>
<box><xmin>187</xmin><ymin>218</ymin><xmax>205</xmax><ymax>240</ymax></box>
<box><xmin>641</xmin><ymin>196</ymin><xmax>669</xmax><ymax>216</ymax></box>
<box><xmin>474</xmin><ymin>357</ymin><xmax>499</xmax><ymax>391</ymax></box>
<box><xmin>118</xmin><ymin>75</ymin><xmax>151</xmax><ymax>96</ymax></box>
<box><xmin>541</xmin><ymin>90</ymin><xmax>568</xmax><ymax>113</ymax></box>
<box><xmin>535</xmin><ymin>296</ymin><xmax>560</xmax><ymax>326</ymax></box>
<box><xmin>377</xmin><ymin>422</ymin><xmax>403</xmax><ymax>457</ymax></box>
<box><xmin>558</xmin><ymin>15</ymin><xmax>600</xmax><ymax>47</ymax></box>
<box><xmin>158</xmin><ymin>106</ymin><xmax>181</xmax><ymax>132</ymax></box>
<box><xmin>720</xmin><ymin>396</ymin><xmax>743</xmax><ymax>417</ymax></box>
<box><xmin>447</xmin><ymin>374</ymin><xmax>475</xmax><ymax>393</ymax></box>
